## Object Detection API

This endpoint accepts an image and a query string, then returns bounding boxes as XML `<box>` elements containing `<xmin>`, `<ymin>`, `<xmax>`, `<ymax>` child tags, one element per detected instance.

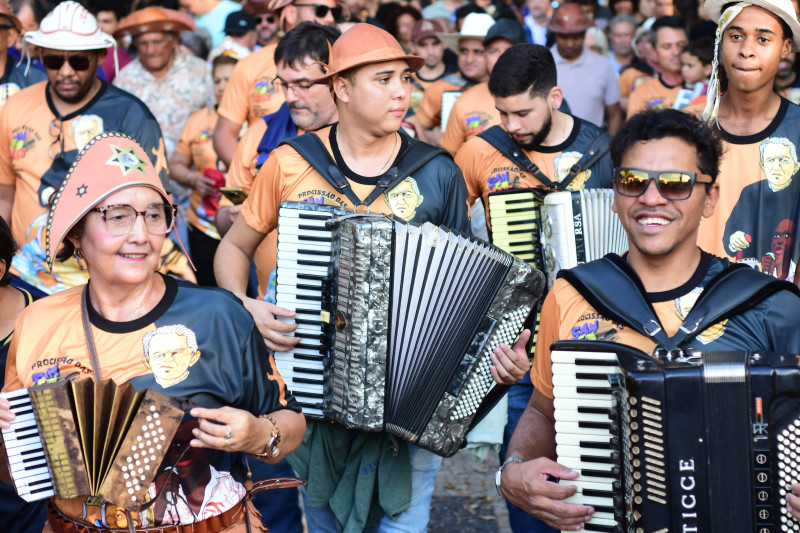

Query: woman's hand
<box><xmin>189</xmin><ymin>405</ymin><xmax>265</xmax><ymax>455</ymax></box>
<box><xmin>490</xmin><ymin>329</ymin><xmax>532</xmax><ymax>385</ymax></box>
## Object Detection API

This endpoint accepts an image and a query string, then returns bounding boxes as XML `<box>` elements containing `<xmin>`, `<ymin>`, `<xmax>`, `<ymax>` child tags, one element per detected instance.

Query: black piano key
<box><xmin>579</xmin><ymin>421</ymin><xmax>613</xmax><ymax>430</ymax></box>
<box><xmin>578</xmin><ymin>406</ymin><xmax>613</xmax><ymax>415</ymax></box>
<box><xmin>575</xmin><ymin>358</ymin><xmax>617</xmax><ymax>366</ymax></box>
<box><xmin>294</xmin><ymin>377</ymin><xmax>324</xmax><ymax>385</ymax></box>
<box><xmin>583</xmin><ymin>523</ymin><xmax>617</xmax><ymax>532</ymax></box>
<box><xmin>580</xmin><ymin>455</ymin><xmax>612</xmax><ymax>464</ymax></box>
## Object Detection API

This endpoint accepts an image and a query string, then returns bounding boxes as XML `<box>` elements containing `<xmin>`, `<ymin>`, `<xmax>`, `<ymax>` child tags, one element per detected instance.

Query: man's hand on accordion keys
<box><xmin>240</xmin><ymin>298</ymin><xmax>301</xmax><ymax>352</ymax></box>
<box><xmin>500</xmin><ymin>457</ymin><xmax>595</xmax><ymax>531</ymax></box>
<box><xmin>0</xmin><ymin>396</ymin><xmax>14</xmax><ymax>429</ymax></box>
<box><xmin>490</xmin><ymin>329</ymin><xmax>532</xmax><ymax>385</ymax></box>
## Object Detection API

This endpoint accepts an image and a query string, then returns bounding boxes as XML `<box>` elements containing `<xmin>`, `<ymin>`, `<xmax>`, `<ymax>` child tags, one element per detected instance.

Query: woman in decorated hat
<box><xmin>0</xmin><ymin>132</ymin><xmax>305</xmax><ymax>532</ymax></box>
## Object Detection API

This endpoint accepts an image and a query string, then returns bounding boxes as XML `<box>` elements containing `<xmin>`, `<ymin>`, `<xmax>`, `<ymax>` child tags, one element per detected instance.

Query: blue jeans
<box><xmin>501</xmin><ymin>380</ymin><xmax>557</xmax><ymax>533</ymax></box>
<box><xmin>303</xmin><ymin>444</ymin><xmax>443</xmax><ymax>533</ymax></box>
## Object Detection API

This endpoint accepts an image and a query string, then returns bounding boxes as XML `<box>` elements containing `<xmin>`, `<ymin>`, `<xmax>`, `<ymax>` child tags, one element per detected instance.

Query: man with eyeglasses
<box><xmin>215</xmin><ymin>22</ymin><xmax>340</xmax><ymax>299</ymax></box>
<box><xmin>0</xmin><ymin>1</ymin><xmax>180</xmax><ymax>296</ymax></box>
<box><xmin>213</xmin><ymin>0</ymin><xmax>340</xmax><ymax>166</ymax></box>
<box><xmin>498</xmin><ymin>108</ymin><xmax>800</xmax><ymax>531</ymax></box>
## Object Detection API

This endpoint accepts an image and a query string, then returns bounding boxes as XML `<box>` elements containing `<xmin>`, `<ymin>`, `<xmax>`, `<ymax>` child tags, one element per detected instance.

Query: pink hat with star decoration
<box><xmin>45</xmin><ymin>132</ymin><xmax>170</xmax><ymax>271</ymax></box>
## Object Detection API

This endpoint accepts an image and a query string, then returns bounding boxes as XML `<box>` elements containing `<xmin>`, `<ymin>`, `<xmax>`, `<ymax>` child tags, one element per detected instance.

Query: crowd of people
<box><xmin>0</xmin><ymin>0</ymin><xmax>800</xmax><ymax>531</ymax></box>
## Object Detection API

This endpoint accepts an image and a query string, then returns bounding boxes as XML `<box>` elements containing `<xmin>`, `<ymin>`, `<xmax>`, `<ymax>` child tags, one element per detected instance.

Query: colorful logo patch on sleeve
<box><xmin>254</xmin><ymin>78</ymin><xmax>276</xmax><ymax>102</ymax></box>
<box><xmin>465</xmin><ymin>112</ymin><xmax>491</xmax><ymax>135</ymax></box>
<box><xmin>10</xmin><ymin>127</ymin><xmax>39</xmax><ymax>159</ymax></box>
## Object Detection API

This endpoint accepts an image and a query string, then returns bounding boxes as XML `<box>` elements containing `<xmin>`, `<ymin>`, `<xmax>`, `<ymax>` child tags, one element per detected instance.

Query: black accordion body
<box><xmin>274</xmin><ymin>202</ymin><xmax>544</xmax><ymax>456</ymax></box>
<box><xmin>551</xmin><ymin>340</ymin><xmax>800</xmax><ymax>532</ymax></box>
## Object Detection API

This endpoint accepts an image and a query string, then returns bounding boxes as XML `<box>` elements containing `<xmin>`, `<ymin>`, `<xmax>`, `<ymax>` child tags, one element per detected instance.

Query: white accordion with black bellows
<box><xmin>273</xmin><ymin>202</ymin><xmax>545</xmax><ymax>456</ymax></box>
<box><xmin>486</xmin><ymin>188</ymin><xmax>628</xmax><ymax>289</ymax></box>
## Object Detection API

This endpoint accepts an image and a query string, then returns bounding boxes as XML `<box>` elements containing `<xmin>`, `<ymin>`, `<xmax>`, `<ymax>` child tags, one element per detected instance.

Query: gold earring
<box><xmin>74</xmin><ymin>248</ymin><xmax>87</xmax><ymax>271</ymax></box>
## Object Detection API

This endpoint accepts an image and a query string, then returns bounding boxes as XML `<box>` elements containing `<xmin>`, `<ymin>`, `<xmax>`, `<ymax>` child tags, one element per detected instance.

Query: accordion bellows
<box><xmin>1</xmin><ymin>379</ymin><xmax>184</xmax><ymax>511</ymax></box>
<box><xmin>325</xmin><ymin>212</ymin><xmax>543</xmax><ymax>456</ymax></box>
<box><xmin>273</xmin><ymin>202</ymin><xmax>544</xmax><ymax>456</ymax></box>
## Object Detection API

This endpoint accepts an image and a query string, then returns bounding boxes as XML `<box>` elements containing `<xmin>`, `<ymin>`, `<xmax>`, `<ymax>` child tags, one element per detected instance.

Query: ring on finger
<box><xmin>224</xmin><ymin>425</ymin><xmax>233</xmax><ymax>441</ymax></box>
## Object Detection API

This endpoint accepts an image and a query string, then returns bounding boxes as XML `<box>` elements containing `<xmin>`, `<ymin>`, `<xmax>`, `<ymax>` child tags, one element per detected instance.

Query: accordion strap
<box><xmin>559</xmin><ymin>254</ymin><xmax>799</xmax><ymax>350</ymax></box>
<box><xmin>282</xmin><ymin>129</ymin><xmax>448</xmax><ymax>209</ymax></box>
<box><xmin>563</xmin><ymin>132</ymin><xmax>612</xmax><ymax>188</ymax></box>
<box><xmin>81</xmin><ymin>284</ymin><xmax>102</xmax><ymax>381</ymax></box>
<box><xmin>477</xmin><ymin>125</ymin><xmax>558</xmax><ymax>188</ymax></box>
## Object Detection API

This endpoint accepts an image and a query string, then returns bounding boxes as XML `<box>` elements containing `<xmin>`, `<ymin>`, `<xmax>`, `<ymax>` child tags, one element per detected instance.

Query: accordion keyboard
<box><xmin>275</xmin><ymin>205</ymin><xmax>343</xmax><ymax>418</ymax></box>
<box><xmin>552</xmin><ymin>347</ymin><xmax>622</xmax><ymax>532</ymax></box>
<box><xmin>0</xmin><ymin>388</ymin><xmax>54</xmax><ymax>501</ymax></box>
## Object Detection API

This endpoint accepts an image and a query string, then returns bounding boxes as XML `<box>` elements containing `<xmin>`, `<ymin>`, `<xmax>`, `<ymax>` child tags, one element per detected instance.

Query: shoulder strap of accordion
<box><xmin>557</xmin><ymin>254</ymin><xmax>678</xmax><ymax>349</ymax></box>
<box><xmin>282</xmin><ymin>130</ymin><xmax>448</xmax><ymax>208</ymax></box>
<box><xmin>561</xmin><ymin>131</ymin><xmax>612</xmax><ymax>190</ymax></box>
<box><xmin>674</xmin><ymin>262</ymin><xmax>800</xmax><ymax>346</ymax></box>
<box><xmin>477</xmin><ymin>125</ymin><xmax>560</xmax><ymax>189</ymax></box>
<box><xmin>560</xmin><ymin>256</ymin><xmax>800</xmax><ymax>350</ymax></box>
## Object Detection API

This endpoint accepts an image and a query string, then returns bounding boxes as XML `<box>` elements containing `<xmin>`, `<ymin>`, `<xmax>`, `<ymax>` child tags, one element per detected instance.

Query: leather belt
<box><xmin>45</xmin><ymin>477</ymin><xmax>306</xmax><ymax>533</ymax></box>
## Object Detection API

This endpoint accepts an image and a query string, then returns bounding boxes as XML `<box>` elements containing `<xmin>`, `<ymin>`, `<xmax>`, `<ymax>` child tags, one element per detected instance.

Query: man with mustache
<box><xmin>455</xmin><ymin>42</ymin><xmax>613</xmax><ymax>533</ymax></box>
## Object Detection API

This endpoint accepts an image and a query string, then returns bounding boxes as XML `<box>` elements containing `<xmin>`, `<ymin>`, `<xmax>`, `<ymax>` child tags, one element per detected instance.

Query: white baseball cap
<box><xmin>437</xmin><ymin>13</ymin><xmax>495</xmax><ymax>53</ymax></box>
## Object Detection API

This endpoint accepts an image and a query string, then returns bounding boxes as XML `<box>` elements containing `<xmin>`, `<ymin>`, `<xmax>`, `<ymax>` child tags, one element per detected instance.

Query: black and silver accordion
<box><xmin>274</xmin><ymin>202</ymin><xmax>545</xmax><ymax>456</ymax></box>
<box><xmin>0</xmin><ymin>379</ymin><xmax>184</xmax><ymax>510</ymax></box>
<box><xmin>486</xmin><ymin>189</ymin><xmax>628</xmax><ymax>290</ymax></box>
<box><xmin>551</xmin><ymin>340</ymin><xmax>800</xmax><ymax>532</ymax></box>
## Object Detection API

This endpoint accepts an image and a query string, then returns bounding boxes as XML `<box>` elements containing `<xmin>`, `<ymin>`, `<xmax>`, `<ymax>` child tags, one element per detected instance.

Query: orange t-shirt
<box><xmin>414</xmin><ymin>78</ymin><xmax>463</xmax><ymax>129</ymax></box>
<box><xmin>217</xmin><ymin>43</ymin><xmax>284</xmax><ymax>127</ymax></box>
<box><xmin>455</xmin><ymin>118</ymin><xmax>614</xmax><ymax>209</ymax></box>
<box><xmin>618</xmin><ymin>66</ymin><xmax>653</xmax><ymax>99</ymax></box>
<box><xmin>440</xmin><ymin>82</ymin><xmax>499</xmax><ymax>154</ymax></box>
<box><xmin>626</xmin><ymin>76</ymin><xmax>682</xmax><ymax>118</ymax></box>
<box><xmin>175</xmin><ymin>107</ymin><xmax>222</xmax><ymax>239</ymax></box>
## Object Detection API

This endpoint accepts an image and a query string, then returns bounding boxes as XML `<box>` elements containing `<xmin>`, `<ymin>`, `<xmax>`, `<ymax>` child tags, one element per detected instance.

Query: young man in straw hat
<box><xmin>697</xmin><ymin>0</ymin><xmax>800</xmax><ymax>284</ymax></box>
<box><xmin>0</xmin><ymin>1</ymin><xmax>191</xmax><ymax>296</ymax></box>
<box><xmin>215</xmin><ymin>23</ymin><xmax>530</xmax><ymax>532</ymax></box>
<box><xmin>213</xmin><ymin>0</ymin><xmax>340</xmax><ymax>165</ymax></box>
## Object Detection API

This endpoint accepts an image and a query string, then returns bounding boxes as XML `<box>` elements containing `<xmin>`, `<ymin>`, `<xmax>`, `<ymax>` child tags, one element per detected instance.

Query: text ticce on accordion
<box><xmin>551</xmin><ymin>340</ymin><xmax>800</xmax><ymax>533</ymax></box>
<box><xmin>273</xmin><ymin>202</ymin><xmax>546</xmax><ymax>456</ymax></box>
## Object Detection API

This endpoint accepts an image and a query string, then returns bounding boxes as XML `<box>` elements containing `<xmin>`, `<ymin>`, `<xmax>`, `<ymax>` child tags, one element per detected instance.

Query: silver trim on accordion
<box><xmin>551</xmin><ymin>340</ymin><xmax>800</xmax><ymax>532</ymax></box>
<box><xmin>274</xmin><ymin>202</ymin><xmax>545</xmax><ymax>456</ymax></box>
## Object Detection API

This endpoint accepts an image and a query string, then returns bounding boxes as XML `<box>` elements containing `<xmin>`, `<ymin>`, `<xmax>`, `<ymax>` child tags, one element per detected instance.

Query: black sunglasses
<box><xmin>614</xmin><ymin>167</ymin><xmax>713</xmax><ymax>200</ymax></box>
<box><xmin>256</xmin><ymin>14</ymin><xmax>276</xmax><ymax>23</ymax></box>
<box><xmin>42</xmin><ymin>54</ymin><xmax>92</xmax><ymax>72</ymax></box>
<box><xmin>293</xmin><ymin>3</ymin><xmax>343</xmax><ymax>19</ymax></box>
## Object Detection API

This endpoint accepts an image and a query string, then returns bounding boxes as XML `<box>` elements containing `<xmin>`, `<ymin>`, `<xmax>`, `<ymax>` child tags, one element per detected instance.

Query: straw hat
<box><xmin>45</xmin><ymin>132</ymin><xmax>170</xmax><ymax>271</ymax></box>
<box><xmin>314</xmin><ymin>23</ymin><xmax>424</xmax><ymax>80</ymax></box>
<box><xmin>437</xmin><ymin>13</ymin><xmax>495</xmax><ymax>53</ymax></box>
<box><xmin>24</xmin><ymin>1</ymin><xmax>114</xmax><ymax>51</ymax></box>
<box><xmin>113</xmin><ymin>6</ymin><xmax>196</xmax><ymax>40</ymax></box>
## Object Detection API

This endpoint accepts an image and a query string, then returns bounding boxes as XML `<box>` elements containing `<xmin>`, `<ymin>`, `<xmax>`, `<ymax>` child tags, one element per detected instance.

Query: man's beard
<box><xmin>515</xmin><ymin>108</ymin><xmax>554</xmax><ymax>151</ymax></box>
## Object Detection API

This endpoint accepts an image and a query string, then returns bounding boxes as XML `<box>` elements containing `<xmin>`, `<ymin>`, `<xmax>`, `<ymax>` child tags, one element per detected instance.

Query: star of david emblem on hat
<box><xmin>106</xmin><ymin>144</ymin><xmax>146</xmax><ymax>176</ymax></box>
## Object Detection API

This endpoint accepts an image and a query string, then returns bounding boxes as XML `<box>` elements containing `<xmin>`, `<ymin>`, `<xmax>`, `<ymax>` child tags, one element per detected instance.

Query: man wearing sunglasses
<box><xmin>457</xmin><ymin>43</ymin><xmax>614</xmax><ymax>533</ymax></box>
<box><xmin>243</xmin><ymin>1</ymin><xmax>280</xmax><ymax>48</ymax></box>
<box><xmin>0</xmin><ymin>1</ymin><xmax>182</xmax><ymax>296</ymax></box>
<box><xmin>497</xmin><ymin>109</ymin><xmax>800</xmax><ymax>530</ymax></box>
<box><xmin>213</xmin><ymin>0</ymin><xmax>340</xmax><ymax>166</ymax></box>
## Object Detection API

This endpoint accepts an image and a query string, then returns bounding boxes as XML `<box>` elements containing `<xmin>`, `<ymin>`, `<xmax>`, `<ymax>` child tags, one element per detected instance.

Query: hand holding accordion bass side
<box><xmin>490</xmin><ymin>328</ymin><xmax>533</xmax><ymax>385</ymax></box>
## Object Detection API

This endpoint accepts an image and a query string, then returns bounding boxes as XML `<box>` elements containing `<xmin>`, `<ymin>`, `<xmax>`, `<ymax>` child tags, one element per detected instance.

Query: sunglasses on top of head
<box><xmin>613</xmin><ymin>167</ymin><xmax>714</xmax><ymax>200</ymax></box>
<box><xmin>293</xmin><ymin>3</ymin><xmax>343</xmax><ymax>19</ymax></box>
<box><xmin>42</xmin><ymin>54</ymin><xmax>93</xmax><ymax>72</ymax></box>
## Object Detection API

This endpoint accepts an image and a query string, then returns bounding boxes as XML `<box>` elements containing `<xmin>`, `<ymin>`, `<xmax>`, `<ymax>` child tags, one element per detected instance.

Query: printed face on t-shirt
<box><xmin>760</xmin><ymin>139</ymin><xmax>800</xmax><ymax>191</ymax></box>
